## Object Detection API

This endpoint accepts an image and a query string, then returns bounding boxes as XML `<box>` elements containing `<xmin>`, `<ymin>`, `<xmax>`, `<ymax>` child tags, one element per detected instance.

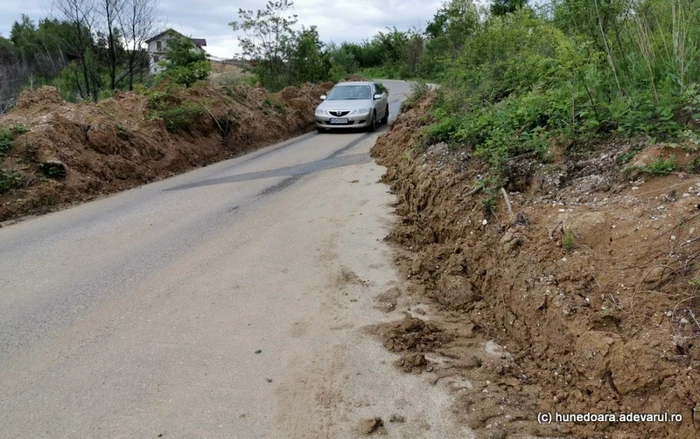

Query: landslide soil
<box><xmin>370</xmin><ymin>93</ymin><xmax>700</xmax><ymax>439</ymax></box>
<box><xmin>0</xmin><ymin>80</ymin><xmax>333</xmax><ymax>222</ymax></box>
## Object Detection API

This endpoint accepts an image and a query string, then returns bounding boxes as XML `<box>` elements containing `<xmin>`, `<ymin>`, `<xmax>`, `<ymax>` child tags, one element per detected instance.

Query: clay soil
<box><xmin>370</xmin><ymin>93</ymin><xmax>700</xmax><ymax>438</ymax></box>
<box><xmin>0</xmin><ymin>80</ymin><xmax>334</xmax><ymax>223</ymax></box>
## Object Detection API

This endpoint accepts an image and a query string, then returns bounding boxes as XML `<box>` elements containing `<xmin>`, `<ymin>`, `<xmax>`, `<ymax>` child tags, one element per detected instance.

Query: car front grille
<box><xmin>328</xmin><ymin>110</ymin><xmax>350</xmax><ymax>117</ymax></box>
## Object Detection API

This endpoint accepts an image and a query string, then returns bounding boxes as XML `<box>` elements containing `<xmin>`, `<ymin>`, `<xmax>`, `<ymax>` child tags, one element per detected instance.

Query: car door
<box><xmin>373</xmin><ymin>83</ymin><xmax>388</xmax><ymax>118</ymax></box>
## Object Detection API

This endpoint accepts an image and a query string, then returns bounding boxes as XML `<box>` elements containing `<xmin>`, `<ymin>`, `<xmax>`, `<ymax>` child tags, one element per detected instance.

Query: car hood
<box><xmin>317</xmin><ymin>99</ymin><xmax>374</xmax><ymax>111</ymax></box>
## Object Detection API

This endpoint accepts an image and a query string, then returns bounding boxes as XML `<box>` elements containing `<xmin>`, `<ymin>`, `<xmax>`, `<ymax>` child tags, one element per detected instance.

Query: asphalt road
<box><xmin>0</xmin><ymin>80</ymin><xmax>470</xmax><ymax>438</ymax></box>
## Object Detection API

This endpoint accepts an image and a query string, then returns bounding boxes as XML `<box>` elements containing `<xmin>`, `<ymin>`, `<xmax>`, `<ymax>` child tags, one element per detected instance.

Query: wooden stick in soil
<box><xmin>501</xmin><ymin>187</ymin><xmax>514</xmax><ymax>220</ymax></box>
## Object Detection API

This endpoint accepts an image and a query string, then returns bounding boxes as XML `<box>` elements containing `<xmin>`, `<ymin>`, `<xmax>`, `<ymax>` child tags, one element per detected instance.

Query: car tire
<box><xmin>380</xmin><ymin>105</ymin><xmax>389</xmax><ymax>124</ymax></box>
<box><xmin>367</xmin><ymin>112</ymin><xmax>377</xmax><ymax>132</ymax></box>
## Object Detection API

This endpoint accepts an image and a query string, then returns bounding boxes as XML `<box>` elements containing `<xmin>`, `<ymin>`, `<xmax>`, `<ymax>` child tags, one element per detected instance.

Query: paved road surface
<box><xmin>0</xmin><ymin>80</ymin><xmax>468</xmax><ymax>438</ymax></box>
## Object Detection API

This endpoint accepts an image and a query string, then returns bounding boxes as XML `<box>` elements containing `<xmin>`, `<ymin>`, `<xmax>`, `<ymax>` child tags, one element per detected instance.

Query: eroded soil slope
<box><xmin>371</xmin><ymin>93</ymin><xmax>700</xmax><ymax>438</ymax></box>
<box><xmin>0</xmin><ymin>81</ymin><xmax>333</xmax><ymax>222</ymax></box>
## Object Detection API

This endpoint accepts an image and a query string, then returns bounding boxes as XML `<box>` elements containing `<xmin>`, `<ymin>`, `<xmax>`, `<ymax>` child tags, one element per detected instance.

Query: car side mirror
<box><xmin>373</xmin><ymin>94</ymin><xmax>382</xmax><ymax>100</ymax></box>
<box><xmin>320</xmin><ymin>95</ymin><xmax>326</xmax><ymax>100</ymax></box>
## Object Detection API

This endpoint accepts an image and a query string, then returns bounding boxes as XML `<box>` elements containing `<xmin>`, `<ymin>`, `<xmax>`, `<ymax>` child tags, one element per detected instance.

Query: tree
<box><xmin>327</xmin><ymin>42</ymin><xmax>359</xmax><ymax>75</ymax></box>
<box><xmin>290</xmin><ymin>26</ymin><xmax>330</xmax><ymax>83</ymax></box>
<box><xmin>53</xmin><ymin>0</ymin><xmax>100</xmax><ymax>101</ymax></box>
<box><xmin>490</xmin><ymin>0</ymin><xmax>528</xmax><ymax>16</ymax></box>
<box><xmin>230</xmin><ymin>0</ymin><xmax>298</xmax><ymax>90</ymax></box>
<box><xmin>97</xmin><ymin>0</ymin><xmax>124</xmax><ymax>90</ymax></box>
<box><xmin>119</xmin><ymin>0</ymin><xmax>158</xmax><ymax>90</ymax></box>
<box><xmin>160</xmin><ymin>34</ymin><xmax>210</xmax><ymax>87</ymax></box>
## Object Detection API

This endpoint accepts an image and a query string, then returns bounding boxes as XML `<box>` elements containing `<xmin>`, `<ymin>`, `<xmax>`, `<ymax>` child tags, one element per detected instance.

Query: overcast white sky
<box><xmin>0</xmin><ymin>0</ymin><xmax>455</xmax><ymax>58</ymax></box>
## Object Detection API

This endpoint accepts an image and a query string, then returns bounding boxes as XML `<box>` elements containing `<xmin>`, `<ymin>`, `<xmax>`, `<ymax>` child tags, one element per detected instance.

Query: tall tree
<box><xmin>119</xmin><ymin>0</ymin><xmax>158</xmax><ymax>90</ymax></box>
<box><xmin>98</xmin><ymin>0</ymin><xmax>124</xmax><ymax>90</ymax></box>
<box><xmin>230</xmin><ymin>0</ymin><xmax>298</xmax><ymax>90</ymax></box>
<box><xmin>53</xmin><ymin>0</ymin><xmax>99</xmax><ymax>101</ymax></box>
<box><xmin>490</xmin><ymin>0</ymin><xmax>528</xmax><ymax>16</ymax></box>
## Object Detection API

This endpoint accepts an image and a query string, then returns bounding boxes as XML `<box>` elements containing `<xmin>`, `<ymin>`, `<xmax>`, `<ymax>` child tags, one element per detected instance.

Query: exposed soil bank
<box><xmin>371</xmin><ymin>93</ymin><xmax>700</xmax><ymax>438</ymax></box>
<box><xmin>0</xmin><ymin>81</ymin><xmax>333</xmax><ymax>222</ymax></box>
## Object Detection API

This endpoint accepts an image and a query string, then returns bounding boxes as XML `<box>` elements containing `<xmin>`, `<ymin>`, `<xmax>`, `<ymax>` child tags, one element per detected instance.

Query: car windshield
<box><xmin>326</xmin><ymin>85</ymin><xmax>371</xmax><ymax>100</ymax></box>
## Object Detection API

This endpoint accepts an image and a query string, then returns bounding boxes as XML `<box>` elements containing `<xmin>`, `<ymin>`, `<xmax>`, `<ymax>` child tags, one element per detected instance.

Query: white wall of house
<box><xmin>148</xmin><ymin>34</ymin><xmax>205</xmax><ymax>74</ymax></box>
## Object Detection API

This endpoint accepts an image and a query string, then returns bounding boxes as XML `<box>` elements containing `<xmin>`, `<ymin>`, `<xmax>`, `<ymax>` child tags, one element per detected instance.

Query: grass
<box><xmin>626</xmin><ymin>156</ymin><xmax>679</xmax><ymax>176</ymax></box>
<box><xmin>263</xmin><ymin>97</ymin><xmax>287</xmax><ymax>113</ymax></box>
<box><xmin>401</xmin><ymin>82</ymin><xmax>430</xmax><ymax>111</ymax></box>
<box><xmin>563</xmin><ymin>229</ymin><xmax>576</xmax><ymax>252</ymax></box>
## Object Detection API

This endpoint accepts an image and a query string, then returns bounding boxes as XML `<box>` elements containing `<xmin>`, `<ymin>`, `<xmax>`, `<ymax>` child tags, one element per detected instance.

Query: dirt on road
<box><xmin>370</xmin><ymin>92</ymin><xmax>700</xmax><ymax>438</ymax></box>
<box><xmin>0</xmin><ymin>80</ymin><xmax>334</xmax><ymax>223</ymax></box>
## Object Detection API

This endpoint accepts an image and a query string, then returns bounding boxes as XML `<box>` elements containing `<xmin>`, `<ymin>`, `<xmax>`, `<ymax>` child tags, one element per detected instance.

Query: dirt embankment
<box><xmin>371</xmin><ymin>93</ymin><xmax>700</xmax><ymax>438</ymax></box>
<box><xmin>0</xmin><ymin>81</ymin><xmax>334</xmax><ymax>222</ymax></box>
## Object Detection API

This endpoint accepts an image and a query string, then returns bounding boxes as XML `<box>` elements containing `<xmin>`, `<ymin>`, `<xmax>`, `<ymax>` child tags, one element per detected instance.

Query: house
<box><xmin>145</xmin><ymin>29</ymin><xmax>207</xmax><ymax>74</ymax></box>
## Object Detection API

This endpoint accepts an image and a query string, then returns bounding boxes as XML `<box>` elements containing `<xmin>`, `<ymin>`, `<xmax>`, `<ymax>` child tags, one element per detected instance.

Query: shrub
<box><xmin>0</xmin><ymin>168</ymin><xmax>22</xmax><ymax>193</ymax></box>
<box><xmin>0</xmin><ymin>124</ymin><xmax>29</xmax><ymax>157</ymax></box>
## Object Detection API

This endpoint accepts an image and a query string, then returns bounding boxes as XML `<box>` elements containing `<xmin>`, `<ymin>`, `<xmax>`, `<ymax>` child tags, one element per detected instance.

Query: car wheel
<box><xmin>367</xmin><ymin>112</ymin><xmax>377</xmax><ymax>132</ymax></box>
<box><xmin>380</xmin><ymin>105</ymin><xmax>389</xmax><ymax>124</ymax></box>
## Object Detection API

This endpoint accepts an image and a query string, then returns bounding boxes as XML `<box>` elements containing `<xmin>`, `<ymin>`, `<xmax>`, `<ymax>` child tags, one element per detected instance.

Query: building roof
<box><xmin>146</xmin><ymin>29</ymin><xmax>207</xmax><ymax>48</ymax></box>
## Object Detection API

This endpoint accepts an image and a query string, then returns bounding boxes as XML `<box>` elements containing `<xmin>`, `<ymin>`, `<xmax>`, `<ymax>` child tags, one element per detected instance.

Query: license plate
<box><xmin>329</xmin><ymin>118</ymin><xmax>348</xmax><ymax>124</ymax></box>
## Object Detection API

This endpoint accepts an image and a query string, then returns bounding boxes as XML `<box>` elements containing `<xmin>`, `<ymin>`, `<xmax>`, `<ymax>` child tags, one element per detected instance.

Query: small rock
<box><xmin>464</xmin><ymin>355</ymin><xmax>482</xmax><ymax>369</ymax></box>
<box><xmin>357</xmin><ymin>417</ymin><xmax>386</xmax><ymax>435</ymax></box>
<box><xmin>482</xmin><ymin>219</ymin><xmax>488</xmax><ymax>226</ymax></box>
<box><xmin>389</xmin><ymin>414</ymin><xmax>405</xmax><ymax>423</ymax></box>
<box><xmin>680</xmin><ymin>318</ymin><xmax>690</xmax><ymax>325</ymax></box>
<box><xmin>644</xmin><ymin>266</ymin><xmax>667</xmax><ymax>283</ymax></box>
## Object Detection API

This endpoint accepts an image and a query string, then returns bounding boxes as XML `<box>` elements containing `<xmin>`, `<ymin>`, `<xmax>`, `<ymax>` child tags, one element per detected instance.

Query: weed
<box><xmin>116</xmin><ymin>124</ymin><xmax>132</xmax><ymax>140</ymax></box>
<box><xmin>482</xmin><ymin>195</ymin><xmax>497</xmax><ymax>216</ymax></box>
<box><xmin>563</xmin><ymin>229</ymin><xmax>576</xmax><ymax>252</ymax></box>
<box><xmin>0</xmin><ymin>168</ymin><xmax>22</xmax><ymax>193</ymax></box>
<box><xmin>154</xmin><ymin>103</ymin><xmax>205</xmax><ymax>132</ymax></box>
<box><xmin>0</xmin><ymin>124</ymin><xmax>29</xmax><ymax>158</ymax></box>
<box><xmin>401</xmin><ymin>82</ymin><xmax>430</xmax><ymax>111</ymax></box>
<box><xmin>618</xmin><ymin>144</ymin><xmax>645</xmax><ymax>164</ymax></box>
<box><xmin>640</xmin><ymin>156</ymin><xmax>678</xmax><ymax>175</ymax></box>
<box><xmin>263</xmin><ymin>97</ymin><xmax>287</xmax><ymax>113</ymax></box>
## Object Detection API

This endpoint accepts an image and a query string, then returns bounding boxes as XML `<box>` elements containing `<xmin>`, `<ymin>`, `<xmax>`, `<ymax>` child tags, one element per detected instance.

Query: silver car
<box><xmin>315</xmin><ymin>81</ymin><xmax>389</xmax><ymax>133</ymax></box>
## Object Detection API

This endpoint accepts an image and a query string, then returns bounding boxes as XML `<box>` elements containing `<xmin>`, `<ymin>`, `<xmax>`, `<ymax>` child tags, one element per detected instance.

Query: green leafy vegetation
<box><xmin>627</xmin><ymin>156</ymin><xmax>679</xmax><ymax>176</ymax></box>
<box><xmin>141</xmin><ymin>86</ymin><xmax>205</xmax><ymax>132</ymax></box>
<box><xmin>0</xmin><ymin>169</ymin><xmax>22</xmax><ymax>194</ymax></box>
<box><xmin>563</xmin><ymin>229</ymin><xmax>576</xmax><ymax>252</ymax></box>
<box><xmin>0</xmin><ymin>124</ymin><xmax>29</xmax><ymax>157</ymax></box>
<box><xmin>159</xmin><ymin>35</ymin><xmax>211</xmax><ymax>88</ymax></box>
<box><xmin>412</xmin><ymin>0</ymin><xmax>700</xmax><ymax>189</ymax></box>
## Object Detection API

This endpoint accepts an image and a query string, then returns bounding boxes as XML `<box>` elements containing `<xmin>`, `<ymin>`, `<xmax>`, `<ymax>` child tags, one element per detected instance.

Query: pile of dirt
<box><xmin>0</xmin><ymin>81</ymin><xmax>333</xmax><ymax>222</ymax></box>
<box><xmin>371</xmin><ymin>92</ymin><xmax>700</xmax><ymax>438</ymax></box>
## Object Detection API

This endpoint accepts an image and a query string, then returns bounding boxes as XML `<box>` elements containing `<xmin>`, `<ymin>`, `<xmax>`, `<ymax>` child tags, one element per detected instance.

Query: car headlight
<box><xmin>350</xmin><ymin>108</ymin><xmax>371</xmax><ymax>115</ymax></box>
<box><xmin>315</xmin><ymin>108</ymin><xmax>326</xmax><ymax>115</ymax></box>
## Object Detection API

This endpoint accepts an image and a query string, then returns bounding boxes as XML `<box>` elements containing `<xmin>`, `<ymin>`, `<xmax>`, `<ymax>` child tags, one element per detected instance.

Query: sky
<box><xmin>0</xmin><ymin>0</ymin><xmax>450</xmax><ymax>58</ymax></box>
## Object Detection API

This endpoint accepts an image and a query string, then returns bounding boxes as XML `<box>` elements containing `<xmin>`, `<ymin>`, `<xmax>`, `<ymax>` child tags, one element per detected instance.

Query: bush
<box><xmin>0</xmin><ymin>168</ymin><xmax>22</xmax><ymax>193</ymax></box>
<box><xmin>415</xmin><ymin>2</ymin><xmax>699</xmax><ymax>190</ymax></box>
<box><xmin>159</xmin><ymin>35</ymin><xmax>211</xmax><ymax>87</ymax></box>
<box><xmin>151</xmin><ymin>102</ymin><xmax>204</xmax><ymax>132</ymax></box>
<box><xmin>0</xmin><ymin>124</ymin><xmax>28</xmax><ymax>157</ymax></box>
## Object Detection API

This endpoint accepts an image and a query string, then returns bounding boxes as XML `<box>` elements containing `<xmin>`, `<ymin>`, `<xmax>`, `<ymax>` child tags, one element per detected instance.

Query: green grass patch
<box><xmin>626</xmin><ymin>156</ymin><xmax>679</xmax><ymax>176</ymax></box>
<box><xmin>563</xmin><ymin>229</ymin><xmax>576</xmax><ymax>252</ymax></box>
